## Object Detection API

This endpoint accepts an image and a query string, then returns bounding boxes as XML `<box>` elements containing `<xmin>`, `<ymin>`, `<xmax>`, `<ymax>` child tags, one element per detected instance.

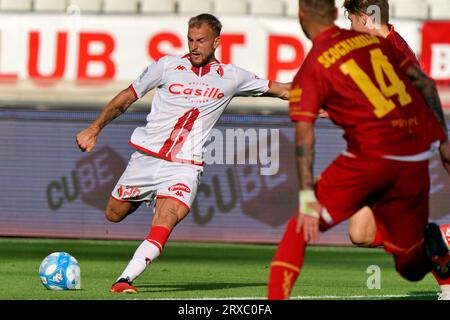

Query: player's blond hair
<box><xmin>188</xmin><ymin>13</ymin><xmax>223</xmax><ymax>37</ymax></box>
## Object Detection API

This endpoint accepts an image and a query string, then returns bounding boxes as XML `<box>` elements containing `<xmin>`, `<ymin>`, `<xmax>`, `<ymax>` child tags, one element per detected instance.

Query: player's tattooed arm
<box><xmin>76</xmin><ymin>87</ymin><xmax>137</xmax><ymax>152</ymax></box>
<box><xmin>295</xmin><ymin>121</ymin><xmax>322</xmax><ymax>242</ymax></box>
<box><xmin>295</xmin><ymin>121</ymin><xmax>315</xmax><ymax>190</ymax></box>
<box><xmin>405</xmin><ymin>64</ymin><xmax>448</xmax><ymax>141</ymax></box>
<box><xmin>92</xmin><ymin>87</ymin><xmax>138</xmax><ymax>132</ymax></box>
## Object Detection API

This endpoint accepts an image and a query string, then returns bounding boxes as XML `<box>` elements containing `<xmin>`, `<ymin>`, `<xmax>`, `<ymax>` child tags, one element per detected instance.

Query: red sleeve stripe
<box><xmin>400</xmin><ymin>58</ymin><xmax>409</xmax><ymax>68</ymax></box>
<box><xmin>290</xmin><ymin>111</ymin><xmax>317</xmax><ymax>118</ymax></box>
<box><xmin>268</xmin><ymin>80</ymin><xmax>273</xmax><ymax>89</ymax></box>
<box><xmin>129</xmin><ymin>84</ymin><xmax>139</xmax><ymax>99</ymax></box>
<box><xmin>399</xmin><ymin>58</ymin><xmax>413</xmax><ymax>72</ymax></box>
<box><xmin>291</xmin><ymin>117</ymin><xmax>317</xmax><ymax>123</ymax></box>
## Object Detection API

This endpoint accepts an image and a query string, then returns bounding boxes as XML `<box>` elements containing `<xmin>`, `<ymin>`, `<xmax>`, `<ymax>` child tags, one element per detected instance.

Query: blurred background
<box><xmin>0</xmin><ymin>0</ymin><xmax>449</xmax><ymax>245</ymax></box>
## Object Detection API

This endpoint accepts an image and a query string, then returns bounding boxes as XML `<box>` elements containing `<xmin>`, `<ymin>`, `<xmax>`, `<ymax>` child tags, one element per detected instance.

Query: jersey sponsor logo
<box><xmin>168</xmin><ymin>83</ymin><xmax>225</xmax><ymax>99</ymax></box>
<box><xmin>170</xmin><ymin>183</ymin><xmax>191</xmax><ymax>199</ymax></box>
<box><xmin>168</xmin><ymin>183</ymin><xmax>191</xmax><ymax>194</ymax></box>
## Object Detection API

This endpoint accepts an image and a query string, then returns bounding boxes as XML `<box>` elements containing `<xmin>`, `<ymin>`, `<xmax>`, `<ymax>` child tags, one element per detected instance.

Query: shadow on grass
<box><xmin>387</xmin><ymin>291</ymin><xmax>437</xmax><ymax>300</ymax></box>
<box><xmin>137</xmin><ymin>282</ymin><xmax>266</xmax><ymax>293</ymax></box>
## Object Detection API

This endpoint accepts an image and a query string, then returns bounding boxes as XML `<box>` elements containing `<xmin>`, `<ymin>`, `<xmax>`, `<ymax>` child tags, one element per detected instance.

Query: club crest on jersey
<box><xmin>168</xmin><ymin>183</ymin><xmax>191</xmax><ymax>198</ymax></box>
<box><xmin>216</xmin><ymin>65</ymin><xmax>224</xmax><ymax>77</ymax></box>
<box><xmin>118</xmin><ymin>185</ymin><xmax>141</xmax><ymax>199</ymax></box>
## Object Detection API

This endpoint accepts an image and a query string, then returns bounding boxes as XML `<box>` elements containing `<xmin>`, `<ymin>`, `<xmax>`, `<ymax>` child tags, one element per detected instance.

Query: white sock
<box><xmin>441</xmin><ymin>284</ymin><xmax>450</xmax><ymax>292</ymax></box>
<box><xmin>117</xmin><ymin>239</ymin><xmax>162</xmax><ymax>282</ymax></box>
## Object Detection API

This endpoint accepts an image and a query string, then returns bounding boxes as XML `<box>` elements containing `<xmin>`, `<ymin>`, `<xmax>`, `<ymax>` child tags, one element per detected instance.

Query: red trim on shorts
<box><xmin>156</xmin><ymin>195</ymin><xmax>190</xmax><ymax>212</ymax></box>
<box><xmin>129</xmin><ymin>141</ymin><xmax>204</xmax><ymax>166</ymax></box>
<box><xmin>111</xmin><ymin>195</ymin><xmax>131</xmax><ymax>203</ymax></box>
<box><xmin>129</xmin><ymin>84</ymin><xmax>138</xmax><ymax>99</ymax></box>
<box><xmin>383</xmin><ymin>239</ymin><xmax>423</xmax><ymax>256</ymax></box>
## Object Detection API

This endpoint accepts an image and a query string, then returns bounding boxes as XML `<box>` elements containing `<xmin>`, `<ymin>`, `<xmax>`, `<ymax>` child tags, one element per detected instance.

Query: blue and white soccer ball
<box><xmin>39</xmin><ymin>252</ymin><xmax>81</xmax><ymax>290</ymax></box>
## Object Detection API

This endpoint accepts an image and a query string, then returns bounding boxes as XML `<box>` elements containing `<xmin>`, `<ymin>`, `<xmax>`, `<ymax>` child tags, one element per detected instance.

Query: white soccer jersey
<box><xmin>129</xmin><ymin>54</ymin><xmax>271</xmax><ymax>165</ymax></box>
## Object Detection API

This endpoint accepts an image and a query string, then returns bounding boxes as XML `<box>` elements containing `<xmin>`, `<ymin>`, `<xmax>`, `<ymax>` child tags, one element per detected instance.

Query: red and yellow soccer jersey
<box><xmin>290</xmin><ymin>26</ymin><xmax>441</xmax><ymax>158</ymax></box>
<box><xmin>386</xmin><ymin>24</ymin><xmax>446</xmax><ymax>143</ymax></box>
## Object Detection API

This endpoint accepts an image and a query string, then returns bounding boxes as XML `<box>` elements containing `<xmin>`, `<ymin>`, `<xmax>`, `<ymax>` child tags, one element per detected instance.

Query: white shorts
<box><xmin>111</xmin><ymin>151</ymin><xmax>203</xmax><ymax>211</ymax></box>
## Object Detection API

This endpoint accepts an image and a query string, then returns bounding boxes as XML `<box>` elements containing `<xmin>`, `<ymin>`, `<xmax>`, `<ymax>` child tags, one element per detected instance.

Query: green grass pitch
<box><xmin>0</xmin><ymin>237</ymin><xmax>441</xmax><ymax>300</ymax></box>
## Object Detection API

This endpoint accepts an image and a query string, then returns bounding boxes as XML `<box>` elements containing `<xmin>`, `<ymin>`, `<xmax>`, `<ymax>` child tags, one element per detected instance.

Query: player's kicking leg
<box><xmin>349</xmin><ymin>207</ymin><xmax>450</xmax><ymax>299</ymax></box>
<box><xmin>105</xmin><ymin>197</ymin><xmax>142</xmax><ymax>223</ymax></box>
<box><xmin>103</xmin><ymin>197</ymin><xmax>143</xmax><ymax>293</ymax></box>
<box><xmin>425</xmin><ymin>223</ymin><xmax>450</xmax><ymax>300</ymax></box>
<box><xmin>110</xmin><ymin>197</ymin><xmax>189</xmax><ymax>293</ymax></box>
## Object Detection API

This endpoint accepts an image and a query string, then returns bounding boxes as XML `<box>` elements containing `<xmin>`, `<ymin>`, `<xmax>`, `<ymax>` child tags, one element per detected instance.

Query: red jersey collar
<box><xmin>313</xmin><ymin>25</ymin><xmax>341</xmax><ymax>45</ymax></box>
<box><xmin>386</xmin><ymin>24</ymin><xmax>395</xmax><ymax>40</ymax></box>
<box><xmin>182</xmin><ymin>53</ymin><xmax>221</xmax><ymax>77</ymax></box>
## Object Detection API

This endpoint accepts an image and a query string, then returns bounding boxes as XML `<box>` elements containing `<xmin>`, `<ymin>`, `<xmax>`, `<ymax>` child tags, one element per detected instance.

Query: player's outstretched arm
<box><xmin>295</xmin><ymin>121</ymin><xmax>322</xmax><ymax>242</ymax></box>
<box><xmin>76</xmin><ymin>87</ymin><xmax>138</xmax><ymax>152</ymax></box>
<box><xmin>263</xmin><ymin>82</ymin><xmax>291</xmax><ymax>100</ymax></box>
<box><xmin>295</xmin><ymin>121</ymin><xmax>315</xmax><ymax>191</ymax></box>
<box><xmin>405</xmin><ymin>64</ymin><xmax>450</xmax><ymax>175</ymax></box>
<box><xmin>405</xmin><ymin>64</ymin><xmax>448</xmax><ymax>141</ymax></box>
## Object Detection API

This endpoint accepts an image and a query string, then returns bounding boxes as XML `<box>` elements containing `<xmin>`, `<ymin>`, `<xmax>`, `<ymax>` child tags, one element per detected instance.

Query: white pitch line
<box><xmin>290</xmin><ymin>293</ymin><xmax>438</xmax><ymax>300</ymax></box>
<box><xmin>145</xmin><ymin>293</ymin><xmax>438</xmax><ymax>300</ymax></box>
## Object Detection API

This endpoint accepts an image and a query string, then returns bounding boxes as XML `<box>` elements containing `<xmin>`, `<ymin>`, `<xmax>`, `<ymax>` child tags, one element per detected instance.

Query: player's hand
<box><xmin>76</xmin><ymin>126</ymin><xmax>99</xmax><ymax>152</ymax></box>
<box><xmin>296</xmin><ymin>190</ymin><xmax>323</xmax><ymax>243</ymax></box>
<box><xmin>440</xmin><ymin>141</ymin><xmax>450</xmax><ymax>175</ymax></box>
<box><xmin>318</xmin><ymin>109</ymin><xmax>329</xmax><ymax>118</ymax></box>
<box><xmin>297</xmin><ymin>213</ymin><xmax>320</xmax><ymax>243</ymax></box>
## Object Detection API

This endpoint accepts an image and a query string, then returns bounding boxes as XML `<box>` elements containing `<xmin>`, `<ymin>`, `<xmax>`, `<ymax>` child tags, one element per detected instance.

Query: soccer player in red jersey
<box><xmin>267</xmin><ymin>0</ymin><xmax>450</xmax><ymax>300</ymax></box>
<box><xmin>342</xmin><ymin>0</ymin><xmax>450</xmax><ymax>299</ymax></box>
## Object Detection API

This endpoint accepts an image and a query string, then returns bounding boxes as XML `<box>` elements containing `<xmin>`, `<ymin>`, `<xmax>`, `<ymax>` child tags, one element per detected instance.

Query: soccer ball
<box><xmin>39</xmin><ymin>252</ymin><xmax>81</xmax><ymax>290</ymax></box>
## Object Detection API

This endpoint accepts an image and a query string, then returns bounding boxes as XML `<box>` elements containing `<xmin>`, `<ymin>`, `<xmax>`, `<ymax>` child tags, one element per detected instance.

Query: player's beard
<box><xmin>190</xmin><ymin>51</ymin><xmax>215</xmax><ymax>68</ymax></box>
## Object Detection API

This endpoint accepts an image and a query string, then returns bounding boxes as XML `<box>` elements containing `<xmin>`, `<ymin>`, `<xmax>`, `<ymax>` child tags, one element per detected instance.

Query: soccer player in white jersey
<box><xmin>76</xmin><ymin>13</ymin><xmax>290</xmax><ymax>293</ymax></box>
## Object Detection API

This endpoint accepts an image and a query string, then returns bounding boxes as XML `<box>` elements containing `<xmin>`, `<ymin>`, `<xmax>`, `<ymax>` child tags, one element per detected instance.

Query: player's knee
<box><xmin>349</xmin><ymin>229</ymin><xmax>374</xmax><ymax>248</ymax></box>
<box><xmin>105</xmin><ymin>206</ymin><xmax>123</xmax><ymax>223</ymax></box>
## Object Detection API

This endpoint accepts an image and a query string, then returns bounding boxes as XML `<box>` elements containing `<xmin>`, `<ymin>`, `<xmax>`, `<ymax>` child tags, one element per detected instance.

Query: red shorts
<box><xmin>316</xmin><ymin>155</ymin><xmax>430</xmax><ymax>255</ymax></box>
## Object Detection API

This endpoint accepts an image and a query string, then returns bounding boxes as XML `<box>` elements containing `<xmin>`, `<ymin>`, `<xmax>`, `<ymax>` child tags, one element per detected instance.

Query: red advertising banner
<box><xmin>421</xmin><ymin>21</ymin><xmax>450</xmax><ymax>86</ymax></box>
